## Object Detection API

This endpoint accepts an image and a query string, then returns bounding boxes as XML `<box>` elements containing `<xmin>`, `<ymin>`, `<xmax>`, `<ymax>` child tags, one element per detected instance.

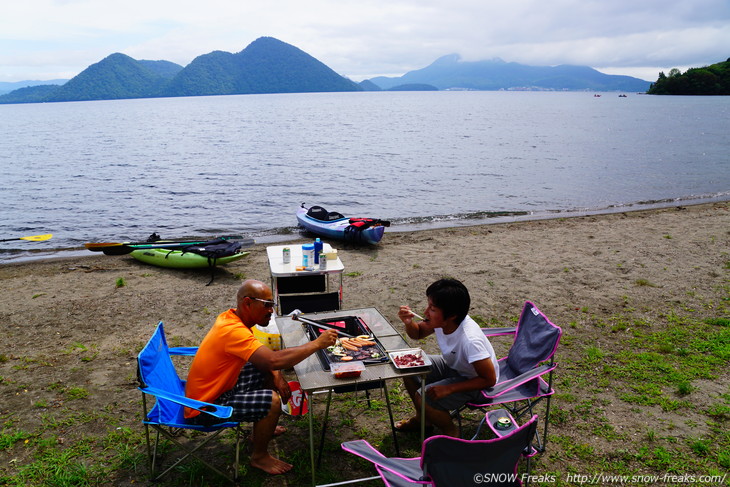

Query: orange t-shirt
<box><xmin>184</xmin><ymin>308</ymin><xmax>263</xmax><ymax>418</ymax></box>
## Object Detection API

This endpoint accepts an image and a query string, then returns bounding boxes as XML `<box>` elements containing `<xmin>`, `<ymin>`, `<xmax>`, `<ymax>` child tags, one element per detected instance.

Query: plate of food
<box><xmin>389</xmin><ymin>349</ymin><xmax>432</xmax><ymax>369</ymax></box>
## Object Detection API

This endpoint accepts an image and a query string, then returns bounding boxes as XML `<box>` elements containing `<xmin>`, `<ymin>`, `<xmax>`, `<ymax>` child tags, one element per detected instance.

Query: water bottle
<box><xmin>313</xmin><ymin>238</ymin><xmax>323</xmax><ymax>264</ymax></box>
<box><xmin>302</xmin><ymin>244</ymin><xmax>315</xmax><ymax>270</ymax></box>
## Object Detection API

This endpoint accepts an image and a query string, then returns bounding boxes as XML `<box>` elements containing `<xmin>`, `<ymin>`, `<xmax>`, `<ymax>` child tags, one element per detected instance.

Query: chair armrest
<box><xmin>342</xmin><ymin>440</ymin><xmax>424</xmax><ymax>481</ymax></box>
<box><xmin>481</xmin><ymin>326</ymin><xmax>516</xmax><ymax>338</ymax></box>
<box><xmin>168</xmin><ymin>346</ymin><xmax>198</xmax><ymax>356</ymax></box>
<box><xmin>481</xmin><ymin>363</ymin><xmax>557</xmax><ymax>399</ymax></box>
<box><xmin>139</xmin><ymin>385</ymin><xmax>233</xmax><ymax>419</ymax></box>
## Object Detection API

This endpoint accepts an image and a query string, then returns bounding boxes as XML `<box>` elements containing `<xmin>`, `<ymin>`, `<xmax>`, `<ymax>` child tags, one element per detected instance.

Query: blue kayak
<box><xmin>296</xmin><ymin>205</ymin><xmax>390</xmax><ymax>245</ymax></box>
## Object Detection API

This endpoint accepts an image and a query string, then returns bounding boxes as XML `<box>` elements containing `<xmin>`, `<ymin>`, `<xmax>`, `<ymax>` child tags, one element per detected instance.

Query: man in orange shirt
<box><xmin>185</xmin><ymin>279</ymin><xmax>337</xmax><ymax>475</ymax></box>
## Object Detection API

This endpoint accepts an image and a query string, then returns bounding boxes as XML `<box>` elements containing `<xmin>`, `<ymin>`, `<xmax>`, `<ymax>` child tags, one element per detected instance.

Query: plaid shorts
<box><xmin>214</xmin><ymin>362</ymin><xmax>274</xmax><ymax>422</ymax></box>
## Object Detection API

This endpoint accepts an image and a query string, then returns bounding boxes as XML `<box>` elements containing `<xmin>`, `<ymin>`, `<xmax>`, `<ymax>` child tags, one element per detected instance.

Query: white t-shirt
<box><xmin>435</xmin><ymin>315</ymin><xmax>499</xmax><ymax>381</ymax></box>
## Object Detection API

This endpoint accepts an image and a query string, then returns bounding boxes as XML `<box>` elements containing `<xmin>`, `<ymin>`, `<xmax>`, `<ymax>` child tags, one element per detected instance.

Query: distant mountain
<box><xmin>368</xmin><ymin>54</ymin><xmax>650</xmax><ymax>92</ymax></box>
<box><xmin>43</xmin><ymin>53</ymin><xmax>181</xmax><ymax>102</ymax></box>
<box><xmin>358</xmin><ymin>79</ymin><xmax>382</xmax><ymax>91</ymax></box>
<box><xmin>0</xmin><ymin>79</ymin><xmax>67</xmax><ymax>95</ymax></box>
<box><xmin>0</xmin><ymin>37</ymin><xmax>361</xmax><ymax>104</ymax></box>
<box><xmin>0</xmin><ymin>40</ymin><xmax>657</xmax><ymax>104</ymax></box>
<box><xmin>0</xmin><ymin>84</ymin><xmax>62</xmax><ymax>103</ymax></box>
<box><xmin>647</xmin><ymin>58</ymin><xmax>730</xmax><ymax>95</ymax></box>
<box><xmin>164</xmin><ymin>37</ymin><xmax>360</xmax><ymax>97</ymax></box>
<box><xmin>387</xmin><ymin>83</ymin><xmax>438</xmax><ymax>91</ymax></box>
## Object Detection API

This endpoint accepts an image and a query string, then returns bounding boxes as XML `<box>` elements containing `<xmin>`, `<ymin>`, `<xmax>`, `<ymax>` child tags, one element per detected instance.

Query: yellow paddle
<box><xmin>0</xmin><ymin>233</ymin><xmax>53</xmax><ymax>243</ymax></box>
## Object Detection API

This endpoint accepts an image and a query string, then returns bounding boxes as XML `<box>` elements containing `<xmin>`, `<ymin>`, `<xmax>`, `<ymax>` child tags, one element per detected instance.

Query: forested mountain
<box><xmin>0</xmin><ymin>84</ymin><xmax>61</xmax><ymax>103</ymax></box>
<box><xmin>0</xmin><ymin>37</ymin><xmax>361</xmax><ymax>104</ymax></box>
<box><xmin>0</xmin><ymin>79</ymin><xmax>67</xmax><ymax>95</ymax></box>
<box><xmin>368</xmin><ymin>54</ymin><xmax>650</xmax><ymax>92</ymax></box>
<box><xmin>164</xmin><ymin>37</ymin><xmax>359</xmax><ymax>96</ymax></box>
<box><xmin>647</xmin><ymin>58</ymin><xmax>730</xmax><ymax>95</ymax></box>
<box><xmin>43</xmin><ymin>53</ymin><xmax>180</xmax><ymax>102</ymax></box>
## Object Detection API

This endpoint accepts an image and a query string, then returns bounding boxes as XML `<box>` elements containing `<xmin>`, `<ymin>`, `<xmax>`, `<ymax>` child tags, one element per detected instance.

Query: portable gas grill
<box><xmin>302</xmin><ymin>315</ymin><xmax>390</xmax><ymax>371</ymax></box>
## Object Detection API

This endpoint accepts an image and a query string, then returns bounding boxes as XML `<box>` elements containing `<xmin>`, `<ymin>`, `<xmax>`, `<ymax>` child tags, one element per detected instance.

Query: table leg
<box><xmin>317</xmin><ymin>389</ymin><xmax>334</xmax><ymax>468</ymax></box>
<box><xmin>420</xmin><ymin>372</ymin><xmax>427</xmax><ymax>444</ymax></box>
<box><xmin>309</xmin><ymin>390</ymin><xmax>316</xmax><ymax>486</ymax></box>
<box><xmin>381</xmin><ymin>380</ymin><xmax>399</xmax><ymax>455</ymax></box>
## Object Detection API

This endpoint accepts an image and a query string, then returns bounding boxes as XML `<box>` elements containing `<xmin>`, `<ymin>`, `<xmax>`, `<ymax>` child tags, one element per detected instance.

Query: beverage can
<box><xmin>319</xmin><ymin>253</ymin><xmax>327</xmax><ymax>270</ymax></box>
<box><xmin>282</xmin><ymin>247</ymin><xmax>291</xmax><ymax>264</ymax></box>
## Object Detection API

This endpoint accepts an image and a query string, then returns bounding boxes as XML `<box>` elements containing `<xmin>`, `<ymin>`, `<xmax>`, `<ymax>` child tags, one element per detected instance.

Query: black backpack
<box><xmin>181</xmin><ymin>238</ymin><xmax>244</xmax><ymax>259</ymax></box>
<box><xmin>179</xmin><ymin>238</ymin><xmax>245</xmax><ymax>285</ymax></box>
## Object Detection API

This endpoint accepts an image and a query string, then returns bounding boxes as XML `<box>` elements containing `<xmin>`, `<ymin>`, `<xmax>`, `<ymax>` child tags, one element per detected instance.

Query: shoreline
<box><xmin>3</xmin><ymin>194</ymin><xmax>729</xmax><ymax>267</ymax></box>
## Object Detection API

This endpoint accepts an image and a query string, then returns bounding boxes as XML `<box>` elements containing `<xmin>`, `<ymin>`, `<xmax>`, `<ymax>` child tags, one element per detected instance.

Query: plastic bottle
<box><xmin>313</xmin><ymin>238</ymin><xmax>323</xmax><ymax>264</ymax></box>
<box><xmin>302</xmin><ymin>243</ymin><xmax>314</xmax><ymax>270</ymax></box>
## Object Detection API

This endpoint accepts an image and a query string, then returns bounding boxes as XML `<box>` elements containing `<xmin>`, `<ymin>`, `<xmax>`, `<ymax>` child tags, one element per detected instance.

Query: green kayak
<box><xmin>130</xmin><ymin>248</ymin><xmax>249</xmax><ymax>269</ymax></box>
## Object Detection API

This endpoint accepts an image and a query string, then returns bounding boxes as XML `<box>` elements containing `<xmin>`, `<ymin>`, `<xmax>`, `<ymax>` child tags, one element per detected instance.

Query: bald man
<box><xmin>185</xmin><ymin>279</ymin><xmax>337</xmax><ymax>475</ymax></box>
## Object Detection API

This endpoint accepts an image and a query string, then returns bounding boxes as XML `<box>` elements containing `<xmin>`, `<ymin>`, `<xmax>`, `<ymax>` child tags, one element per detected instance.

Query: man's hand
<box><xmin>275</xmin><ymin>374</ymin><xmax>292</xmax><ymax>404</ymax></box>
<box><xmin>315</xmin><ymin>329</ymin><xmax>338</xmax><ymax>349</ymax></box>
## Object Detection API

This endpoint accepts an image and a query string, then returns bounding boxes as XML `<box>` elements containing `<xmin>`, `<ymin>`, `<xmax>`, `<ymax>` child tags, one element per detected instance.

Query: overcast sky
<box><xmin>1</xmin><ymin>0</ymin><xmax>728</xmax><ymax>83</ymax></box>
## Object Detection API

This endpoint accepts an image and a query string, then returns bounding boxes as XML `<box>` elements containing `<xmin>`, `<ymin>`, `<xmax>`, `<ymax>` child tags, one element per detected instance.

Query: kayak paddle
<box><xmin>85</xmin><ymin>235</ymin><xmax>244</xmax><ymax>252</ymax></box>
<box><xmin>102</xmin><ymin>239</ymin><xmax>255</xmax><ymax>256</ymax></box>
<box><xmin>0</xmin><ymin>233</ymin><xmax>53</xmax><ymax>243</ymax></box>
<box><xmin>86</xmin><ymin>237</ymin><xmax>254</xmax><ymax>255</ymax></box>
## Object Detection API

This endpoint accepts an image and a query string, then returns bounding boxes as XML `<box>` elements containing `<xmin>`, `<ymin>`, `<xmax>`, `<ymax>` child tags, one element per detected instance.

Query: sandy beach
<box><xmin>1</xmin><ymin>201</ymin><xmax>728</xmax><ymax>486</ymax></box>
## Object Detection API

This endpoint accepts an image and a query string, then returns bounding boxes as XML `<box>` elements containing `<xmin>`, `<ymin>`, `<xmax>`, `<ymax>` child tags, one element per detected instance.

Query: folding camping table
<box><xmin>277</xmin><ymin>307</ymin><xmax>428</xmax><ymax>487</ymax></box>
<box><xmin>267</xmin><ymin>244</ymin><xmax>345</xmax><ymax>315</ymax></box>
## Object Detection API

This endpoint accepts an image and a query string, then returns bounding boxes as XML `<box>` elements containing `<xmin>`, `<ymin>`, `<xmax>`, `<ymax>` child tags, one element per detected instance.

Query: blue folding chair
<box><xmin>137</xmin><ymin>322</ymin><xmax>245</xmax><ymax>483</ymax></box>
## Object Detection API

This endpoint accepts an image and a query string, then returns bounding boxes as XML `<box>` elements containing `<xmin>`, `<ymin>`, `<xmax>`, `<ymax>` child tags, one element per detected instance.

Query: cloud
<box><xmin>0</xmin><ymin>0</ymin><xmax>728</xmax><ymax>82</ymax></box>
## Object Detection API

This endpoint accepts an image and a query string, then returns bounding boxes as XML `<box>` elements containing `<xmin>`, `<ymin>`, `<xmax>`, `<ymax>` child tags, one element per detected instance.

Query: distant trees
<box><xmin>648</xmin><ymin>58</ymin><xmax>730</xmax><ymax>95</ymax></box>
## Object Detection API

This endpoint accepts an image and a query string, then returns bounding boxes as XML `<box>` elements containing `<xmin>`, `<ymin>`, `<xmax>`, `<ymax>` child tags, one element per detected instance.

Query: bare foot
<box><xmin>250</xmin><ymin>453</ymin><xmax>293</xmax><ymax>475</ymax></box>
<box><xmin>395</xmin><ymin>416</ymin><xmax>433</xmax><ymax>433</ymax></box>
<box><xmin>395</xmin><ymin>416</ymin><xmax>421</xmax><ymax>431</ymax></box>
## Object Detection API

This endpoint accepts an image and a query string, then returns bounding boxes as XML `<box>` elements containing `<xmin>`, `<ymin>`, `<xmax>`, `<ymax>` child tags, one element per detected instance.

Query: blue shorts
<box><xmin>414</xmin><ymin>355</ymin><xmax>485</xmax><ymax>411</ymax></box>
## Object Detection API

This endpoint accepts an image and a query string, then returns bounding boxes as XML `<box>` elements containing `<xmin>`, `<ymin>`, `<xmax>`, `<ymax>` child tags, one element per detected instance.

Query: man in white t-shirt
<box><xmin>396</xmin><ymin>278</ymin><xmax>499</xmax><ymax>437</ymax></box>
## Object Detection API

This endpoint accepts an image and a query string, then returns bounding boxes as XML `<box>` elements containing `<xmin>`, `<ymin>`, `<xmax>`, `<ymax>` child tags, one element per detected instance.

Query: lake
<box><xmin>1</xmin><ymin>90</ymin><xmax>728</xmax><ymax>263</ymax></box>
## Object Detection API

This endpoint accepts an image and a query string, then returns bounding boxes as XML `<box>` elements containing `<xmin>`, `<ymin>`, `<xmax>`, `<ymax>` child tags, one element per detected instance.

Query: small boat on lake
<box><xmin>296</xmin><ymin>204</ymin><xmax>390</xmax><ymax>245</ymax></box>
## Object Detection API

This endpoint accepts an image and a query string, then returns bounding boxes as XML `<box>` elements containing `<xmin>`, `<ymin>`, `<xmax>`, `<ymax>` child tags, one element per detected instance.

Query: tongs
<box><xmin>291</xmin><ymin>311</ymin><xmax>355</xmax><ymax>338</ymax></box>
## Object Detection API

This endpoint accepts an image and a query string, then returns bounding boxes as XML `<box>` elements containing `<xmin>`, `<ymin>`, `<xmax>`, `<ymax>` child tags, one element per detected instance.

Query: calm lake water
<box><xmin>1</xmin><ymin>91</ymin><xmax>729</xmax><ymax>263</ymax></box>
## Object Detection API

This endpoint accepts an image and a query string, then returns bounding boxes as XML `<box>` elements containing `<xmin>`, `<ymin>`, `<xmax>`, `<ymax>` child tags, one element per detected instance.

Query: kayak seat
<box><xmin>307</xmin><ymin>205</ymin><xmax>345</xmax><ymax>222</ymax></box>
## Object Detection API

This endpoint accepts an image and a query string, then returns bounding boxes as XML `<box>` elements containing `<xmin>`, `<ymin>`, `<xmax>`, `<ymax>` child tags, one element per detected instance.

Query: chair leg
<box><xmin>233</xmin><ymin>424</ymin><xmax>243</xmax><ymax>482</ymax></box>
<box><xmin>149</xmin><ymin>426</ymin><xmax>236</xmax><ymax>483</ymax></box>
<box><xmin>151</xmin><ymin>428</ymin><xmax>161</xmax><ymax>476</ymax></box>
